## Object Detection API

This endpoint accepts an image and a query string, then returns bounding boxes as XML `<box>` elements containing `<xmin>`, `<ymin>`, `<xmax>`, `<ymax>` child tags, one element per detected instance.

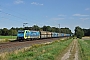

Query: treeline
<box><xmin>0</xmin><ymin>25</ymin><xmax>72</xmax><ymax>36</ymax></box>
<box><xmin>83</xmin><ymin>29</ymin><xmax>90</xmax><ymax>36</ymax></box>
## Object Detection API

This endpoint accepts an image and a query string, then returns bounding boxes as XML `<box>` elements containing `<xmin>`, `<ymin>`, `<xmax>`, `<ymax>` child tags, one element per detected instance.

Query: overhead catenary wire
<box><xmin>0</xmin><ymin>5</ymin><xmax>45</xmax><ymax>26</ymax></box>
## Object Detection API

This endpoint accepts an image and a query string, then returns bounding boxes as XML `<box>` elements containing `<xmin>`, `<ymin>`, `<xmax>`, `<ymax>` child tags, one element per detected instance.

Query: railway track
<box><xmin>0</xmin><ymin>38</ymin><xmax>61</xmax><ymax>54</ymax></box>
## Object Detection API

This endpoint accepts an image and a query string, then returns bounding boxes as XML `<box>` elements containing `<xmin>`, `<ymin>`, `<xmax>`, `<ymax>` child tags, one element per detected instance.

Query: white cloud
<box><xmin>85</xmin><ymin>8</ymin><xmax>90</xmax><ymax>10</ymax></box>
<box><xmin>14</xmin><ymin>0</ymin><xmax>24</xmax><ymax>4</ymax></box>
<box><xmin>58</xmin><ymin>14</ymin><xmax>66</xmax><ymax>17</ymax></box>
<box><xmin>52</xmin><ymin>18</ymin><xmax>65</xmax><ymax>20</ymax></box>
<box><xmin>73</xmin><ymin>14</ymin><xmax>89</xmax><ymax>17</ymax></box>
<box><xmin>31</xmin><ymin>2</ymin><xmax>43</xmax><ymax>6</ymax></box>
<box><xmin>80</xmin><ymin>18</ymin><xmax>89</xmax><ymax>20</ymax></box>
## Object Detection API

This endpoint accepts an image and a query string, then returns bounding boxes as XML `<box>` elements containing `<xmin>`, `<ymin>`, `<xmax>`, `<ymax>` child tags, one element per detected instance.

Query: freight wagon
<box><xmin>51</xmin><ymin>32</ymin><xmax>58</xmax><ymax>38</ymax></box>
<box><xmin>17</xmin><ymin>30</ymin><xmax>71</xmax><ymax>41</ymax></box>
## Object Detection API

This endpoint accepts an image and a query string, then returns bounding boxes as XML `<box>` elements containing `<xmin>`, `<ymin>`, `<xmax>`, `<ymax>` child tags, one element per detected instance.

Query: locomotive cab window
<box><xmin>18</xmin><ymin>32</ymin><xmax>24</xmax><ymax>34</ymax></box>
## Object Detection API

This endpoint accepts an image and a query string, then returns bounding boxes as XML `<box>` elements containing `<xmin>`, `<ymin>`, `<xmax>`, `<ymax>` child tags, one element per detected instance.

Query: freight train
<box><xmin>17</xmin><ymin>30</ymin><xmax>71</xmax><ymax>41</ymax></box>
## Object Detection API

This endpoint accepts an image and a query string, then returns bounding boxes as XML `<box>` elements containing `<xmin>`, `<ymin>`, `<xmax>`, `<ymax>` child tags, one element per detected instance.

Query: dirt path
<box><xmin>56</xmin><ymin>39</ymin><xmax>80</xmax><ymax>60</ymax></box>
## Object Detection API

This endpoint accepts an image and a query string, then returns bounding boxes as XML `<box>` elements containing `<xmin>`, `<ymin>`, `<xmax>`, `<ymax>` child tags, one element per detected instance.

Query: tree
<box><xmin>46</xmin><ymin>26</ymin><xmax>52</xmax><ymax>32</ymax></box>
<box><xmin>60</xmin><ymin>28</ymin><xmax>72</xmax><ymax>34</ymax></box>
<box><xmin>32</xmin><ymin>25</ymin><xmax>40</xmax><ymax>31</ymax></box>
<box><xmin>55</xmin><ymin>28</ymin><xmax>59</xmax><ymax>33</ymax></box>
<box><xmin>1</xmin><ymin>28</ymin><xmax>9</xmax><ymax>36</ymax></box>
<box><xmin>8</xmin><ymin>29</ymin><xmax>17</xmax><ymax>36</ymax></box>
<box><xmin>42</xmin><ymin>25</ymin><xmax>52</xmax><ymax>32</ymax></box>
<box><xmin>0</xmin><ymin>29</ymin><xmax>2</xmax><ymax>35</ymax></box>
<box><xmin>75</xmin><ymin>26</ymin><xmax>84</xmax><ymax>39</ymax></box>
<box><xmin>51</xmin><ymin>27</ymin><xmax>56</xmax><ymax>32</ymax></box>
<box><xmin>42</xmin><ymin>25</ymin><xmax>47</xmax><ymax>31</ymax></box>
<box><xmin>83</xmin><ymin>28</ymin><xmax>90</xmax><ymax>36</ymax></box>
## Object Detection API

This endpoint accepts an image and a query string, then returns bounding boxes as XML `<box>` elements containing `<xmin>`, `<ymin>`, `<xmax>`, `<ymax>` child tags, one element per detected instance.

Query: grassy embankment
<box><xmin>0</xmin><ymin>36</ymin><xmax>17</xmax><ymax>39</ymax></box>
<box><xmin>0</xmin><ymin>38</ymin><xmax>73</xmax><ymax>60</ymax></box>
<box><xmin>0</xmin><ymin>36</ymin><xmax>17</xmax><ymax>42</ymax></box>
<box><xmin>78</xmin><ymin>39</ymin><xmax>90</xmax><ymax>60</ymax></box>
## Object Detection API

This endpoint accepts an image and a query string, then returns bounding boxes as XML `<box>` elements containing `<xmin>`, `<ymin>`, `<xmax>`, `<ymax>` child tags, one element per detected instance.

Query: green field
<box><xmin>78</xmin><ymin>39</ymin><xmax>90</xmax><ymax>60</ymax></box>
<box><xmin>0</xmin><ymin>36</ymin><xmax>17</xmax><ymax>39</ymax></box>
<box><xmin>1</xmin><ymin>39</ymin><xmax>73</xmax><ymax>60</ymax></box>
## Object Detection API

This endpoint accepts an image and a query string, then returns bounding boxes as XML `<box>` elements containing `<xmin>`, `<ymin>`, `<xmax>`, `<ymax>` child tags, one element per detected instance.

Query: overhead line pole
<box><xmin>58</xmin><ymin>24</ymin><xmax>60</xmax><ymax>33</ymax></box>
<box><xmin>58</xmin><ymin>24</ymin><xmax>60</xmax><ymax>38</ymax></box>
<box><xmin>23</xmin><ymin>23</ymin><xmax>28</xmax><ymax>29</ymax></box>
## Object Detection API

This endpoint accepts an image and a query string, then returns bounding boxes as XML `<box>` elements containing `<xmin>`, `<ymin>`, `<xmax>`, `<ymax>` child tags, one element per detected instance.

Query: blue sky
<box><xmin>0</xmin><ymin>0</ymin><xmax>90</xmax><ymax>32</ymax></box>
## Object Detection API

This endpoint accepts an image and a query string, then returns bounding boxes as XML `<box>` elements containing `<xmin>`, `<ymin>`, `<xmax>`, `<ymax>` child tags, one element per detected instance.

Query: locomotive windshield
<box><xmin>18</xmin><ymin>32</ymin><xmax>24</xmax><ymax>34</ymax></box>
<box><xmin>18</xmin><ymin>30</ymin><xmax>24</xmax><ymax>34</ymax></box>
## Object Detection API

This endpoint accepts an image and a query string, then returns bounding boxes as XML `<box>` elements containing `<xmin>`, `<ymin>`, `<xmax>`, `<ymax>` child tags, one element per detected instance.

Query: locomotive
<box><xmin>17</xmin><ymin>30</ymin><xmax>71</xmax><ymax>41</ymax></box>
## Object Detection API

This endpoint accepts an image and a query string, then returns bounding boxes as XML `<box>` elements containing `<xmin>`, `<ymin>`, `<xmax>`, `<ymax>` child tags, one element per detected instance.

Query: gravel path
<box><xmin>57</xmin><ymin>39</ymin><xmax>80</xmax><ymax>60</ymax></box>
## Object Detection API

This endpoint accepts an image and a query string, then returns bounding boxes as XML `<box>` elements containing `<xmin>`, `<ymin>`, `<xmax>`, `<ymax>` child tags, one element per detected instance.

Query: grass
<box><xmin>0</xmin><ymin>36</ymin><xmax>17</xmax><ymax>43</ymax></box>
<box><xmin>0</xmin><ymin>36</ymin><xmax>17</xmax><ymax>39</ymax></box>
<box><xmin>78</xmin><ymin>39</ymin><xmax>90</xmax><ymax>60</ymax></box>
<box><xmin>3</xmin><ymin>39</ymin><xmax>73</xmax><ymax>60</ymax></box>
<box><xmin>0</xmin><ymin>39</ymin><xmax>10</xmax><ymax>43</ymax></box>
<box><xmin>84</xmin><ymin>40</ymin><xmax>90</xmax><ymax>44</ymax></box>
